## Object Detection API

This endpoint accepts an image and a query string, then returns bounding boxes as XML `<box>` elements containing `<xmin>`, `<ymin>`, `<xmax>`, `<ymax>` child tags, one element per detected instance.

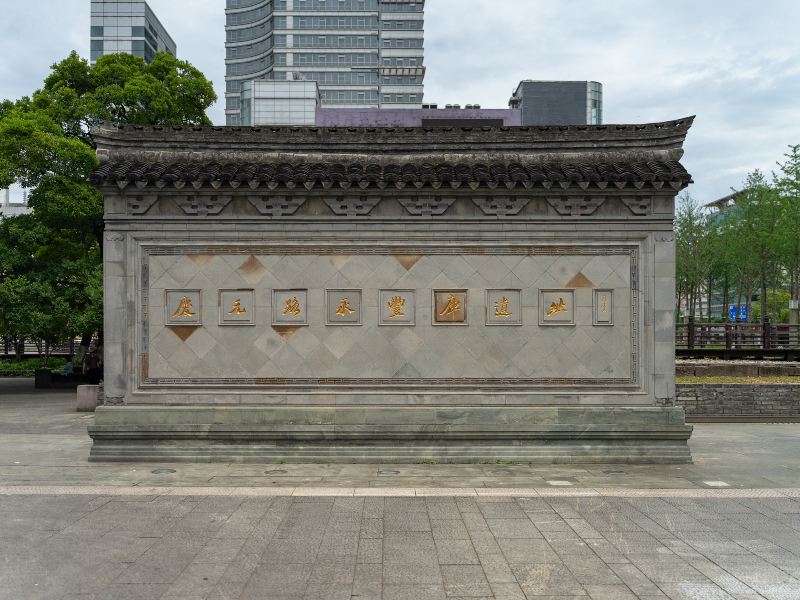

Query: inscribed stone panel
<box><xmin>146</xmin><ymin>252</ymin><xmax>633</xmax><ymax>383</ymax></box>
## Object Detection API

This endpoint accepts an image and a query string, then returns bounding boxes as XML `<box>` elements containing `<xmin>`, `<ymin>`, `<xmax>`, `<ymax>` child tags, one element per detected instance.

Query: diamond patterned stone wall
<box><xmin>146</xmin><ymin>251</ymin><xmax>633</xmax><ymax>383</ymax></box>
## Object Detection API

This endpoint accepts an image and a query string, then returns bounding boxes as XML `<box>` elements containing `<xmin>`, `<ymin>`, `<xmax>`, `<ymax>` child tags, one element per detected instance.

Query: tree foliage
<box><xmin>0</xmin><ymin>51</ymin><xmax>216</xmax><ymax>355</ymax></box>
<box><xmin>676</xmin><ymin>147</ymin><xmax>800</xmax><ymax>323</ymax></box>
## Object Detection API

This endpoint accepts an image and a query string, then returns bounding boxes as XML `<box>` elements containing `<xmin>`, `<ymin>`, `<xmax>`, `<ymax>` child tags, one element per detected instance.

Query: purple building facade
<box><xmin>316</xmin><ymin>107</ymin><xmax>522</xmax><ymax>128</ymax></box>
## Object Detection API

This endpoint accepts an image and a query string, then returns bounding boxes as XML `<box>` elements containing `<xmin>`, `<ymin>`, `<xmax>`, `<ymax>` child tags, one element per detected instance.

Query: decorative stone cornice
<box><xmin>91</xmin><ymin>158</ymin><xmax>691</xmax><ymax>193</ymax></box>
<box><xmin>90</xmin><ymin>119</ymin><xmax>694</xmax><ymax>195</ymax></box>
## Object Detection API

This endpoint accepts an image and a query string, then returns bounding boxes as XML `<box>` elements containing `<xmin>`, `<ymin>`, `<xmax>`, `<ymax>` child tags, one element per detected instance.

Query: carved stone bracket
<box><xmin>175</xmin><ymin>195</ymin><xmax>233</xmax><ymax>216</ymax></box>
<box><xmin>323</xmin><ymin>196</ymin><xmax>381</xmax><ymax>216</ymax></box>
<box><xmin>621</xmin><ymin>197</ymin><xmax>653</xmax><ymax>216</ymax></box>
<box><xmin>473</xmin><ymin>196</ymin><xmax>531</xmax><ymax>217</ymax></box>
<box><xmin>547</xmin><ymin>196</ymin><xmax>606</xmax><ymax>216</ymax></box>
<box><xmin>398</xmin><ymin>196</ymin><xmax>456</xmax><ymax>216</ymax></box>
<box><xmin>128</xmin><ymin>195</ymin><xmax>159</xmax><ymax>215</ymax></box>
<box><xmin>104</xmin><ymin>232</ymin><xmax>124</xmax><ymax>242</ymax></box>
<box><xmin>247</xmin><ymin>195</ymin><xmax>307</xmax><ymax>217</ymax></box>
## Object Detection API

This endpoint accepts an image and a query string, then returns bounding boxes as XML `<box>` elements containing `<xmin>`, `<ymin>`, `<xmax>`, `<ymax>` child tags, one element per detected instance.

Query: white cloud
<box><xmin>1</xmin><ymin>0</ymin><xmax>799</xmax><ymax>201</ymax></box>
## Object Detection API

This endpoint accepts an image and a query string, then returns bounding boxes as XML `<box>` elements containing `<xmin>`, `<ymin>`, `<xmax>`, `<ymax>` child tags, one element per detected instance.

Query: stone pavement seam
<box><xmin>1</xmin><ymin>485</ymin><xmax>799</xmax><ymax>498</ymax></box>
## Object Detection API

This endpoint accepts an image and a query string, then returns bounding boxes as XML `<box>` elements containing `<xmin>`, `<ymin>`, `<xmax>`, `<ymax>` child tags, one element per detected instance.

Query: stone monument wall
<box><xmin>90</xmin><ymin>120</ymin><xmax>694</xmax><ymax>462</ymax></box>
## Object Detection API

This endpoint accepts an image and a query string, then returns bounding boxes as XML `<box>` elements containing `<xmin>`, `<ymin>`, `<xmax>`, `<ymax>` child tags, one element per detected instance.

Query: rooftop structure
<box><xmin>237</xmin><ymin>80</ymin><xmax>520</xmax><ymax>126</ymax></box>
<box><xmin>509</xmin><ymin>81</ymin><xmax>603</xmax><ymax>126</ymax></box>
<box><xmin>90</xmin><ymin>1</ymin><xmax>177</xmax><ymax>65</ymax></box>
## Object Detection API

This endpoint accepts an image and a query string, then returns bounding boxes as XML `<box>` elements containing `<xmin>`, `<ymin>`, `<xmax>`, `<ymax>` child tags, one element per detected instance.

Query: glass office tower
<box><xmin>225</xmin><ymin>0</ymin><xmax>425</xmax><ymax>125</ymax></box>
<box><xmin>509</xmin><ymin>81</ymin><xmax>604</xmax><ymax>126</ymax></box>
<box><xmin>90</xmin><ymin>1</ymin><xmax>177</xmax><ymax>65</ymax></box>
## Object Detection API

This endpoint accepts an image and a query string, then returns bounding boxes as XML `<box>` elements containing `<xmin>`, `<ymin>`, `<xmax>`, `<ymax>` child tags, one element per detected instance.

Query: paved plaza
<box><xmin>2</xmin><ymin>379</ymin><xmax>800</xmax><ymax>599</ymax></box>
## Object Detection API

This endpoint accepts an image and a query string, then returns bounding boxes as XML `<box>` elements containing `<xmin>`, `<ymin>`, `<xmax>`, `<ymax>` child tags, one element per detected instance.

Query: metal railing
<box><xmin>1</xmin><ymin>338</ymin><xmax>90</xmax><ymax>359</ymax></box>
<box><xmin>676</xmin><ymin>317</ymin><xmax>800</xmax><ymax>360</ymax></box>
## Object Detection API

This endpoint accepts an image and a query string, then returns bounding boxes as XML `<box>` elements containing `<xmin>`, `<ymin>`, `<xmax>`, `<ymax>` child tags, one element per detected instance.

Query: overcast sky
<box><xmin>2</xmin><ymin>0</ymin><xmax>799</xmax><ymax>202</ymax></box>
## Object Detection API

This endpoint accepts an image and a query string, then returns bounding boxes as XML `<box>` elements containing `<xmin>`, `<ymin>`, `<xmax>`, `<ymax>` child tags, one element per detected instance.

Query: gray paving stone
<box><xmin>383</xmin><ymin>562</ymin><xmax>443</xmax><ymax>585</ymax></box>
<box><xmin>440</xmin><ymin>565</ymin><xmax>492</xmax><ymax>597</ymax></box>
<box><xmin>357</xmin><ymin>538</ymin><xmax>383</xmax><ymax>564</ymax></box>
<box><xmin>432</xmin><ymin>518</ymin><xmax>471</xmax><ymax>540</ymax></box>
<box><xmin>511</xmin><ymin>562</ymin><xmax>585</xmax><ymax>596</ymax></box>
<box><xmin>486</xmin><ymin>518</ymin><xmax>542</xmax><ymax>539</ymax></box>
<box><xmin>497</xmin><ymin>538</ymin><xmax>561</xmax><ymax>564</ymax></box>
<box><xmin>382</xmin><ymin>585</ymin><xmax>447</xmax><ymax>600</ymax></box>
<box><xmin>383</xmin><ymin>532</ymin><xmax>438</xmax><ymax>564</ymax></box>
<box><xmin>435</xmin><ymin>538</ymin><xmax>480</xmax><ymax>565</ymax></box>
<box><xmin>488</xmin><ymin>582</ymin><xmax>526</xmax><ymax>599</ymax></box>
<box><xmin>585</xmin><ymin>584</ymin><xmax>641</xmax><ymax>600</ymax></box>
<box><xmin>240</xmin><ymin>563</ymin><xmax>314</xmax><ymax>598</ymax></box>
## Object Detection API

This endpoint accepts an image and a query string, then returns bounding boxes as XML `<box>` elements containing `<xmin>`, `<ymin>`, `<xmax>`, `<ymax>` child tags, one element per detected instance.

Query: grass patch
<box><xmin>677</xmin><ymin>375</ymin><xmax>800</xmax><ymax>385</ymax></box>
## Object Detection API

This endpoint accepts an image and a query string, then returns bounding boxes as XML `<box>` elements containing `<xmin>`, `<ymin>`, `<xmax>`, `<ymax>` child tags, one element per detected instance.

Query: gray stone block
<box><xmin>77</xmin><ymin>385</ymin><xmax>101</xmax><ymax>412</ymax></box>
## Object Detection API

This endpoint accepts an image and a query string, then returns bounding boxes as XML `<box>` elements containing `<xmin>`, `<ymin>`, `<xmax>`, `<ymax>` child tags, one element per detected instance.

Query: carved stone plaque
<box><xmin>433</xmin><ymin>290</ymin><xmax>468</xmax><ymax>325</ymax></box>
<box><xmin>486</xmin><ymin>290</ymin><xmax>522</xmax><ymax>326</ymax></box>
<box><xmin>379</xmin><ymin>290</ymin><xmax>415</xmax><ymax>326</ymax></box>
<box><xmin>594</xmin><ymin>289</ymin><xmax>614</xmax><ymax>326</ymax></box>
<box><xmin>165</xmin><ymin>290</ymin><xmax>202</xmax><ymax>326</ymax></box>
<box><xmin>219</xmin><ymin>289</ymin><xmax>255</xmax><ymax>326</ymax></box>
<box><xmin>272</xmin><ymin>290</ymin><xmax>308</xmax><ymax>326</ymax></box>
<box><xmin>539</xmin><ymin>289</ymin><xmax>575</xmax><ymax>326</ymax></box>
<box><xmin>326</xmin><ymin>289</ymin><xmax>362</xmax><ymax>326</ymax></box>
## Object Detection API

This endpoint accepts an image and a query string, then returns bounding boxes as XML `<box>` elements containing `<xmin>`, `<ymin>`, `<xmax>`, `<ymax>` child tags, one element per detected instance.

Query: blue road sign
<box><xmin>728</xmin><ymin>306</ymin><xmax>737</xmax><ymax>322</ymax></box>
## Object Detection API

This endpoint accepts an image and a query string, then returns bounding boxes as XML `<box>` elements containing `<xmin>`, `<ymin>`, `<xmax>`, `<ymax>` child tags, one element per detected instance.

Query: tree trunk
<box><xmin>15</xmin><ymin>339</ymin><xmax>24</xmax><ymax>362</ymax></box>
<box><xmin>74</xmin><ymin>332</ymin><xmax>94</xmax><ymax>368</ymax></box>
<box><xmin>44</xmin><ymin>341</ymin><xmax>50</xmax><ymax>368</ymax></box>
<box><xmin>760</xmin><ymin>265</ymin><xmax>768</xmax><ymax>323</ymax></box>
<box><xmin>722</xmin><ymin>274</ymin><xmax>730</xmax><ymax>322</ymax></box>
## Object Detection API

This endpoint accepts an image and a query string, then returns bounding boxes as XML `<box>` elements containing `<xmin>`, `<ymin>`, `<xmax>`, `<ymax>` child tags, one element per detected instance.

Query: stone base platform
<box><xmin>88</xmin><ymin>406</ymin><xmax>693</xmax><ymax>464</ymax></box>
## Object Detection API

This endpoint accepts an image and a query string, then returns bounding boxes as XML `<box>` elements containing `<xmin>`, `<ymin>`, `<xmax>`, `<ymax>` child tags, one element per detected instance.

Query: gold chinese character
<box><xmin>335</xmin><ymin>298</ymin><xmax>356</xmax><ymax>317</ymax></box>
<box><xmin>171</xmin><ymin>296</ymin><xmax>196</xmax><ymax>319</ymax></box>
<box><xmin>227</xmin><ymin>298</ymin><xmax>247</xmax><ymax>316</ymax></box>
<box><xmin>546</xmin><ymin>297</ymin><xmax>568</xmax><ymax>318</ymax></box>
<box><xmin>387</xmin><ymin>296</ymin><xmax>406</xmax><ymax>318</ymax></box>
<box><xmin>283</xmin><ymin>297</ymin><xmax>302</xmax><ymax>316</ymax></box>
<box><xmin>494</xmin><ymin>296</ymin><xmax>513</xmax><ymax>318</ymax></box>
<box><xmin>600</xmin><ymin>294</ymin><xmax>608</xmax><ymax>315</ymax></box>
<box><xmin>439</xmin><ymin>294</ymin><xmax>461</xmax><ymax>320</ymax></box>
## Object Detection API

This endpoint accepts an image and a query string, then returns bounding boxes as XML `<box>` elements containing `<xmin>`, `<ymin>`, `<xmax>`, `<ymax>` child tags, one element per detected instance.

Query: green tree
<box><xmin>775</xmin><ymin>145</ymin><xmax>800</xmax><ymax>301</ymax></box>
<box><xmin>675</xmin><ymin>193</ymin><xmax>713</xmax><ymax>319</ymax></box>
<box><xmin>0</xmin><ymin>51</ymin><xmax>216</xmax><ymax>358</ymax></box>
<box><xmin>0</xmin><ymin>213</ymin><xmax>99</xmax><ymax>364</ymax></box>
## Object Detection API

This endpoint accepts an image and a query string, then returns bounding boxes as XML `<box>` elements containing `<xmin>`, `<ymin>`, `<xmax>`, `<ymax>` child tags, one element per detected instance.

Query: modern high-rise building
<box><xmin>90</xmin><ymin>1</ymin><xmax>177</xmax><ymax>65</ymax></box>
<box><xmin>225</xmin><ymin>0</ymin><xmax>425</xmax><ymax>126</ymax></box>
<box><xmin>509</xmin><ymin>81</ymin><xmax>603</xmax><ymax>126</ymax></box>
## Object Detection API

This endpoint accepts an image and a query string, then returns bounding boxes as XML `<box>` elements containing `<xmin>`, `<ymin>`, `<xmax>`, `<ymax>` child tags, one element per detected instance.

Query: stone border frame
<box><xmin>325</xmin><ymin>289</ymin><xmax>363</xmax><ymax>327</ymax></box>
<box><xmin>137</xmin><ymin>243</ymin><xmax>640</xmax><ymax>391</ymax></box>
<box><xmin>593</xmin><ymin>289</ymin><xmax>614</xmax><ymax>326</ymax></box>
<box><xmin>431</xmin><ymin>289</ymin><xmax>469</xmax><ymax>327</ymax></box>
<box><xmin>164</xmin><ymin>289</ymin><xmax>202</xmax><ymax>327</ymax></box>
<box><xmin>485</xmin><ymin>289</ymin><xmax>523</xmax><ymax>327</ymax></box>
<box><xmin>378</xmin><ymin>290</ymin><xmax>416</xmax><ymax>327</ymax></box>
<box><xmin>218</xmin><ymin>289</ymin><xmax>256</xmax><ymax>327</ymax></box>
<box><xmin>538</xmin><ymin>289</ymin><xmax>577</xmax><ymax>327</ymax></box>
<box><xmin>271</xmin><ymin>289</ymin><xmax>309</xmax><ymax>327</ymax></box>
